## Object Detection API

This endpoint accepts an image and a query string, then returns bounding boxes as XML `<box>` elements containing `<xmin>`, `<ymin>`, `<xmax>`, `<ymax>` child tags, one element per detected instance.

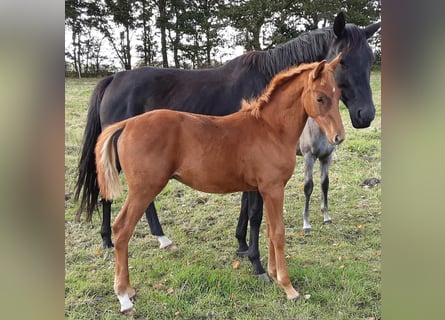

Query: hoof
<box><xmin>121</xmin><ymin>307</ymin><xmax>134</xmax><ymax>315</ymax></box>
<box><xmin>303</xmin><ymin>227</ymin><xmax>311</xmax><ymax>234</ymax></box>
<box><xmin>103</xmin><ymin>239</ymin><xmax>114</xmax><ymax>249</ymax></box>
<box><xmin>162</xmin><ymin>243</ymin><xmax>178</xmax><ymax>250</ymax></box>
<box><xmin>256</xmin><ymin>273</ymin><xmax>270</xmax><ymax>282</ymax></box>
<box><xmin>289</xmin><ymin>293</ymin><xmax>301</xmax><ymax>302</ymax></box>
<box><xmin>117</xmin><ymin>292</ymin><xmax>134</xmax><ymax>314</ymax></box>
<box><xmin>323</xmin><ymin>220</ymin><xmax>332</xmax><ymax>225</ymax></box>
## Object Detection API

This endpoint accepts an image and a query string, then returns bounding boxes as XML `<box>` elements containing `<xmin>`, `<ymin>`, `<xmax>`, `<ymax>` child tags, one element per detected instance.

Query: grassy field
<box><xmin>65</xmin><ymin>71</ymin><xmax>381</xmax><ymax>319</ymax></box>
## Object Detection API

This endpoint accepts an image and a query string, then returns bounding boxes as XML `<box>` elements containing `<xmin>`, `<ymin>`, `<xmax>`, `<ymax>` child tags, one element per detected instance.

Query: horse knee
<box><xmin>269</xmin><ymin>231</ymin><xmax>285</xmax><ymax>247</ymax></box>
<box><xmin>304</xmin><ymin>179</ymin><xmax>314</xmax><ymax>196</ymax></box>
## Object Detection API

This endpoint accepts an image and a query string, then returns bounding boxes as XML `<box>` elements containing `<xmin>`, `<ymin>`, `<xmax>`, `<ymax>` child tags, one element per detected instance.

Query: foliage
<box><xmin>64</xmin><ymin>71</ymin><xmax>381</xmax><ymax>318</ymax></box>
<box><xmin>65</xmin><ymin>0</ymin><xmax>381</xmax><ymax>75</ymax></box>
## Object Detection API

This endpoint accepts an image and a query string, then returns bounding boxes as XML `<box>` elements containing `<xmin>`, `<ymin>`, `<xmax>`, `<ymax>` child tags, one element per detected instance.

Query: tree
<box><xmin>103</xmin><ymin>0</ymin><xmax>139</xmax><ymax>70</ymax></box>
<box><xmin>135</xmin><ymin>0</ymin><xmax>158</xmax><ymax>66</ymax></box>
<box><xmin>65</xmin><ymin>0</ymin><xmax>381</xmax><ymax>73</ymax></box>
<box><xmin>155</xmin><ymin>0</ymin><xmax>170</xmax><ymax>67</ymax></box>
<box><xmin>65</xmin><ymin>0</ymin><xmax>108</xmax><ymax>76</ymax></box>
<box><xmin>178</xmin><ymin>0</ymin><xmax>225</xmax><ymax>67</ymax></box>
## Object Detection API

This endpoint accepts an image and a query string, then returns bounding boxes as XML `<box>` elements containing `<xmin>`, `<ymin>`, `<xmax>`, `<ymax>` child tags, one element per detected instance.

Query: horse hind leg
<box><xmin>145</xmin><ymin>202</ymin><xmax>176</xmax><ymax>249</ymax></box>
<box><xmin>302</xmin><ymin>154</ymin><xmax>315</xmax><ymax>233</ymax></box>
<box><xmin>113</xmin><ymin>196</ymin><xmax>149</xmax><ymax>313</ymax></box>
<box><xmin>320</xmin><ymin>154</ymin><xmax>333</xmax><ymax>224</ymax></box>
<box><xmin>101</xmin><ymin>199</ymin><xmax>114</xmax><ymax>248</ymax></box>
<box><xmin>113</xmin><ymin>183</ymin><xmax>167</xmax><ymax>313</ymax></box>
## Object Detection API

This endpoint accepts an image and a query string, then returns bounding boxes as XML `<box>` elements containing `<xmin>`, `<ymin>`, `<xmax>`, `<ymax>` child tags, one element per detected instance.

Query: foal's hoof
<box><xmin>162</xmin><ymin>243</ymin><xmax>178</xmax><ymax>250</ymax></box>
<box><xmin>323</xmin><ymin>220</ymin><xmax>332</xmax><ymax>225</ymax></box>
<box><xmin>121</xmin><ymin>307</ymin><xmax>134</xmax><ymax>316</ymax></box>
<box><xmin>256</xmin><ymin>273</ymin><xmax>271</xmax><ymax>282</ymax></box>
<box><xmin>117</xmin><ymin>292</ymin><xmax>134</xmax><ymax>314</ymax></box>
<box><xmin>303</xmin><ymin>228</ymin><xmax>311</xmax><ymax>234</ymax></box>
<box><xmin>289</xmin><ymin>294</ymin><xmax>301</xmax><ymax>302</ymax></box>
<box><xmin>287</xmin><ymin>291</ymin><xmax>301</xmax><ymax>302</ymax></box>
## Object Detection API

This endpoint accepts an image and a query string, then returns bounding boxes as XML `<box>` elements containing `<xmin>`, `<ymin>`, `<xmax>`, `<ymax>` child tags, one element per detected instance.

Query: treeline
<box><xmin>65</xmin><ymin>0</ymin><xmax>381</xmax><ymax>77</ymax></box>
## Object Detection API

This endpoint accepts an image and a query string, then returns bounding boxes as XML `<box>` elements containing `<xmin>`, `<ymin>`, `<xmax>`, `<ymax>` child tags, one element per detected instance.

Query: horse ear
<box><xmin>364</xmin><ymin>21</ymin><xmax>381</xmax><ymax>39</ymax></box>
<box><xmin>329</xmin><ymin>53</ymin><xmax>342</xmax><ymax>71</ymax></box>
<box><xmin>312</xmin><ymin>60</ymin><xmax>327</xmax><ymax>80</ymax></box>
<box><xmin>334</xmin><ymin>12</ymin><xmax>346</xmax><ymax>37</ymax></box>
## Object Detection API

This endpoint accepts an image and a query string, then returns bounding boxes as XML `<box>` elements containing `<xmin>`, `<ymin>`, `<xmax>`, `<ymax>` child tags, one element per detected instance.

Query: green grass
<box><xmin>65</xmin><ymin>72</ymin><xmax>381</xmax><ymax>319</ymax></box>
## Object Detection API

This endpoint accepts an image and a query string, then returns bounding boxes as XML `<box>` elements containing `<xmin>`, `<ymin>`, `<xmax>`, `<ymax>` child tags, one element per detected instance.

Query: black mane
<box><xmin>237</xmin><ymin>28</ymin><xmax>335</xmax><ymax>79</ymax></box>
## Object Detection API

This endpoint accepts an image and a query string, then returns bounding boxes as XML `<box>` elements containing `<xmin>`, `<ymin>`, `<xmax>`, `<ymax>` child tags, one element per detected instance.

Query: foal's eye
<box><xmin>317</xmin><ymin>97</ymin><xmax>324</xmax><ymax>103</ymax></box>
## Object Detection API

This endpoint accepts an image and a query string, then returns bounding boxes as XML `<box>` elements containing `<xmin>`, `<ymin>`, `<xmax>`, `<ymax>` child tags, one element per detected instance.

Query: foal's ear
<box><xmin>329</xmin><ymin>53</ymin><xmax>342</xmax><ymax>71</ymax></box>
<box><xmin>312</xmin><ymin>60</ymin><xmax>327</xmax><ymax>80</ymax></box>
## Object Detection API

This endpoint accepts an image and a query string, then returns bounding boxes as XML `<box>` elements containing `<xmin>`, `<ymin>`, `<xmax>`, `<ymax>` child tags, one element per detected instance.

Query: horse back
<box><xmin>99</xmin><ymin>64</ymin><xmax>269</xmax><ymax>128</ymax></box>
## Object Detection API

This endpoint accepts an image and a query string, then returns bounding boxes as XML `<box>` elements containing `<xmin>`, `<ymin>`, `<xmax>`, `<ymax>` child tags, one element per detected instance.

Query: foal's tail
<box><xmin>95</xmin><ymin>122</ymin><xmax>126</xmax><ymax>201</ymax></box>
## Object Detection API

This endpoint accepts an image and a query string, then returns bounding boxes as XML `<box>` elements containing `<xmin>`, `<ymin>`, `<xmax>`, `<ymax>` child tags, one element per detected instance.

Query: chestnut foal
<box><xmin>95</xmin><ymin>55</ymin><xmax>344</xmax><ymax>313</ymax></box>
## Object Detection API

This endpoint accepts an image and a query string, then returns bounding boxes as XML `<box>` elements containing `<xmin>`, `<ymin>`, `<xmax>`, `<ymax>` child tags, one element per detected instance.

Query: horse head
<box><xmin>304</xmin><ymin>54</ymin><xmax>345</xmax><ymax>146</ymax></box>
<box><xmin>327</xmin><ymin>12</ymin><xmax>381</xmax><ymax>128</ymax></box>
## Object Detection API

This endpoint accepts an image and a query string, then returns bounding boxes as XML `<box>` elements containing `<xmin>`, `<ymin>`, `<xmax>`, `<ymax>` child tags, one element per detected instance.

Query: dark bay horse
<box><xmin>74</xmin><ymin>12</ymin><xmax>380</xmax><ymax>277</ymax></box>
<box><xmin>95</xmin><ymin>59</ymin><xmax>344</xmax><ymax>313</ymax></box>
<box><xmin>297</xmin><ymin>117</ymin><xmax>336</xmax><ymax>233</ymax></box>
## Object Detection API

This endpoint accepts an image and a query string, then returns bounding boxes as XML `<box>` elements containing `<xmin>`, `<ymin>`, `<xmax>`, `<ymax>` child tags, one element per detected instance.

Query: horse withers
<box><xmin>94</xmin><ymin>57</ymin><xmax>344</xmax><ymax>313</ymax></box>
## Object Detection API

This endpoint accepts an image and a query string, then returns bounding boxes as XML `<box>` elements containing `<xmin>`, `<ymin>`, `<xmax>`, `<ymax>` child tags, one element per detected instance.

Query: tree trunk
<box><xmin>157</xmin><ymin>0</ymin><xmax>169</xmax><ymax>68</ymax></box>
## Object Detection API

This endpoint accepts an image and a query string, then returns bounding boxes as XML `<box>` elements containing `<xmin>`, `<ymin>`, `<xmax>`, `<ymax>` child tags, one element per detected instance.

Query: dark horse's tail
<box><xmin>73</xmin><ymin>75</ymin><xmax>114</xmax><ymax>221</ymax></box>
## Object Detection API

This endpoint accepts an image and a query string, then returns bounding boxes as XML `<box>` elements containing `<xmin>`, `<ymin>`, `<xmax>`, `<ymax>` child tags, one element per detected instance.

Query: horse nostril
<box><xmin>334</xmin><ymin>134</ymin><xmax>344</xmax><ymax>145</ymax></box>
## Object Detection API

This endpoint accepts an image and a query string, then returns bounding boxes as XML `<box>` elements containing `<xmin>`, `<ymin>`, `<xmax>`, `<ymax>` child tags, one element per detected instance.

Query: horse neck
<box><xmin>260</xmin><ymin>79</ymin><xmax>309</xmax><ymax>146</ymax></box>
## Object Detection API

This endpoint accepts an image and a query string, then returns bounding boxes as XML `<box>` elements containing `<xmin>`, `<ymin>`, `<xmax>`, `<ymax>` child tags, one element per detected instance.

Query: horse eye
<box><xmin>317</xmin><ymin>97</ymin><xmax>324</xmax><ymax>103</ymax></box>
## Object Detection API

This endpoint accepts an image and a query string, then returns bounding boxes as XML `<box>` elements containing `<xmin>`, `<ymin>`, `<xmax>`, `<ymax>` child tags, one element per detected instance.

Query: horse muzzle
<box><xmin>333</xmin><ymin>133</ymin><xmax>345</xmax><ymax>145</ymax></box>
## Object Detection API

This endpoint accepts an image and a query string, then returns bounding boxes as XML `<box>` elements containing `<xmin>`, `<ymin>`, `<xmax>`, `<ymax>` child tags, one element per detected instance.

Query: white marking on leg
<box><xmin>117</xmin><ymin>292</ymin><xmax>133</xmax><ymax>312</ymax></box>
<box><xmin>158</xmin><ymin>235</ymin><xmax>173</xmax><ymax>249</ymax></box>
<box><xmin>303</xmin><ymin>218</ymin><xmax>312</xmax><ymax>231</ymax></box>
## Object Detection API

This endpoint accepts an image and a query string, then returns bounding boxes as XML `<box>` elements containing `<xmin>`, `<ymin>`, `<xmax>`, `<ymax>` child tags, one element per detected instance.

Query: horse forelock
<box><xmin>338</xmin><ymin>24</ymin><xmax>369</xmax><ymax>51</ymax></box>
<box><xmin>241</xmin><ymin>62</ymin><xmax>320</xmax><ymax>118</ymax></box>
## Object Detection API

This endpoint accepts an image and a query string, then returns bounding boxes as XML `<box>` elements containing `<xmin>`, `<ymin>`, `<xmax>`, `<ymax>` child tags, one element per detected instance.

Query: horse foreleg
<box><xmin>235</xmin><ymin>192</ymin><xmax>249</xmax><ymax>255</ymax></box>
<box><xmin>101</xmin><ymin>199</ymin><xmax>114</xmax><ymax>248</ymax></box>
<box><xmin>145</xmin><ymin>202</ymin><xmax>176</xmax><ymax>249</ymax></box>
<box><xmin>113</xmin><ymin>194</ymin><xmax>152</xmax><ymax>313</ymax></box>
<box><xmin>246</xmin><ymin>192</ymin><xmax>267</xmax><ymax>279</ymax></box>
<box><xmin>302</xmin><ymin>154</ymin><xmax>315</xmax><ymax>233</ymax></box>
<box><xmin>262</xmin><ymin>187</ymin><xmax>300</xmax><ymax>301</ymax></box>
<box><xmin>320</xmin><ymin>154</ymin><xmax>333</xmax><ymax>224</ymax></box>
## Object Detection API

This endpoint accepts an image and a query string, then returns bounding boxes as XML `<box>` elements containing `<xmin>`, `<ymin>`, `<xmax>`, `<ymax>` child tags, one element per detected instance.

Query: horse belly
<box><xmin>173</xmin><ymin>161</ymin><xmax>256</xmax><ymax>194</ymax></box>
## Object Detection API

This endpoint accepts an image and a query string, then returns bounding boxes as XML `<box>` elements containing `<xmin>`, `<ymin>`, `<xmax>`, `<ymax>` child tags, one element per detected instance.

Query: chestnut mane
<box><xmin>240</xmin><ymin>62</ymin><xmax>319</xmax><ymax>119</ymax></box>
